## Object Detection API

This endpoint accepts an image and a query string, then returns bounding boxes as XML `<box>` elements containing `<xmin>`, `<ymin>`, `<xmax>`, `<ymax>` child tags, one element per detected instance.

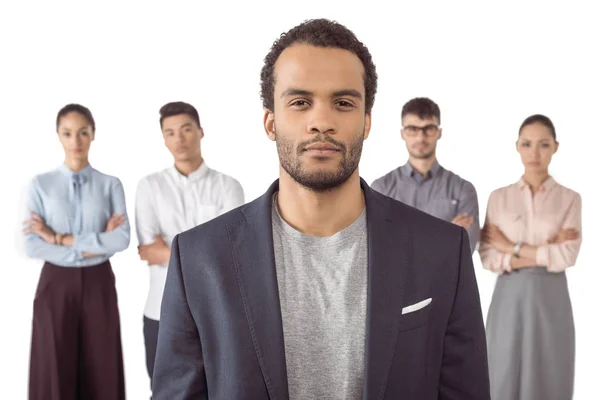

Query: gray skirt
<box><xmin>486</xmin><ymin>267</ymin><xmax>575</xmax><ymax>400</ymax></box>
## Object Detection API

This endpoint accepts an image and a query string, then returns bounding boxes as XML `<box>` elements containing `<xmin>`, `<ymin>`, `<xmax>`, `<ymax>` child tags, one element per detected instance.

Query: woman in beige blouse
<box><xmin>479</xmin><ymin>114</ymin><xmax>582</xmax><ymax>400</ymax></box>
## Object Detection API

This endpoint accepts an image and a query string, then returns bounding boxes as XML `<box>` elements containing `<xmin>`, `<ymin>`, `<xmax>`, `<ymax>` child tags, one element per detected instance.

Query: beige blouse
<box><xmin>479</xmin><ymin>177</ymin><xmax>582</xmax><ymax>274</ymax></box>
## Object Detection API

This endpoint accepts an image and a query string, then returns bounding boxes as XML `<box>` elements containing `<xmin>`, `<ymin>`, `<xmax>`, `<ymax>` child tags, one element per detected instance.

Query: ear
<box><xmin>362</xmin><ymin>113</ymin><xmax>372</xmax><ymax>140</ymax></box>
<box><xmin>438</xmin><ymin>128</ymin><xmax>442</xmax><ymax>140</ymax></box>
<box><xmin>264</xmin><ymin>109</ymin><xmax>276</xmax><ymax>141</ymax></box>
<box><xmin>199</xmin><ymin>127</ymin><xmax>205</xmax><ymax>139</ymax></box>
<box><xmin>554</xmin><ymin>141</ymin><xmax>560</xmax><ymax>154</ymax></box>
<box><xmin>400</xmin><ymin>129</ymin><xmax>407</xmax><ymax>142</ymax></box>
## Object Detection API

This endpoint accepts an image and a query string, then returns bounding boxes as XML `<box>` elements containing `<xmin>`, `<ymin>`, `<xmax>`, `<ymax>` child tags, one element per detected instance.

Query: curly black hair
<box><xmin>260</xmin><ymin>18</ymin><xmax>378</xmax><ymax>114</ymax></box>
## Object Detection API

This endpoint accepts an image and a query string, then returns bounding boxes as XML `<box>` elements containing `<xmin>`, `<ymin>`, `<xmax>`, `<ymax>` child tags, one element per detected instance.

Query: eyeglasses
<box><xmin>401</xmin><ymin>124</ymin><xmax>441</xmax><ymax>137</ymax></box>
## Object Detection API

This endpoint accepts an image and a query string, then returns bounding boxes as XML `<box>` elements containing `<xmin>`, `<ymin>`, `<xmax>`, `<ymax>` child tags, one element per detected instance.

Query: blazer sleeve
<box><xmin>439</xmin><ymin>228</ymin><xmax>491</xmax><ymax>399</ymax></box>
<box><xmin>152</xmin><ymin>234</ymin><xmax>208</xmax><ymax>399</ymax></box>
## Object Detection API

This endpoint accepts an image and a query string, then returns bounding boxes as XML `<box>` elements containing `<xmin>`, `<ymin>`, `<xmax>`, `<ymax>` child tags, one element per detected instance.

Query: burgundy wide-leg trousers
<box><xmin>28</xmin><ymin>260</ymin><xmax>125</xmax><ymax>400</ymax></box>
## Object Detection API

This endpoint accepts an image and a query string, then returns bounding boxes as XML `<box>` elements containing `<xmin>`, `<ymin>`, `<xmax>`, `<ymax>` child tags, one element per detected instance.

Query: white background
<box><xmin>1</xmin><ymin>1</ymin><xmax>598</xmax><ymax>398</ymax></box>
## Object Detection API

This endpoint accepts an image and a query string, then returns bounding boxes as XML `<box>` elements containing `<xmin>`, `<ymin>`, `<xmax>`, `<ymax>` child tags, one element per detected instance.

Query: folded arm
<box><xmin>72</xmin><ymin>179</ymin><xmax>131</xmax><ymax>255</ymax></box>
<box><xmin>23</xmin><ymin>179</ymin><xmax>84</xmax><ymax>265</ymax></box>
<box><xmin>478</xmin><ymin>191</ymin><xmax>510</xmax><ymax>274</ymax></box>
<box><xmin>456</xmin><ymin>184</ymin><xmax>480</xmax><ymax>254</ymax></box>
<box><xmin>135</xmin><ymin>179</ymin><xmax>170</xmax><ymax>265</ymax></box>
<box><xmin>481</xmin><ymin>193</ymin><xmax>582</xmax><ymax>273</ymax></box>
<box><xmin>534</xmin><ymin>193</ymin><xmax>582</xmax><ymax>272</ymax></box>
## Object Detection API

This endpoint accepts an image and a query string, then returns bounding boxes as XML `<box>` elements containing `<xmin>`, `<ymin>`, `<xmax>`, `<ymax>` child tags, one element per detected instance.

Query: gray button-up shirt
<box><xmin>371</xmin><ymin>161</ymin><xmax>480</xmax><ymax>254</ymax></box>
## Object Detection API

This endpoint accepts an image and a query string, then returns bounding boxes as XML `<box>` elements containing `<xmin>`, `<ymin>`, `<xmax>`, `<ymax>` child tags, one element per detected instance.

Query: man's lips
<box><xmin>304</xmin><ymin>142</ymin><xmax>340</xmax><ymax>152</ymax></box>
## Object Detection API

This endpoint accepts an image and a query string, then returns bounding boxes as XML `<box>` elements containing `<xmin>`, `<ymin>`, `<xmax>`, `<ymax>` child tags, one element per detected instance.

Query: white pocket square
<box><xmin>402</xmin><ymin>298</ymin><xmax>432</xmax><ymax>315</ymax></box>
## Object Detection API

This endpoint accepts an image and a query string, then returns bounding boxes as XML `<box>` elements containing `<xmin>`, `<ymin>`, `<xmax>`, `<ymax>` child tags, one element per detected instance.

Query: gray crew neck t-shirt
<box><xmin>271</xmin><ymin>198</ymin><xmax>368</xmax><ymax>400</ymax></box>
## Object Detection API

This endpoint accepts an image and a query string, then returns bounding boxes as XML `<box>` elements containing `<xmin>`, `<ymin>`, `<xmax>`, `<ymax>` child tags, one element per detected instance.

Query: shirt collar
<box><xmin>401</xmin><ymin>159</ymin><xmax>441</xmax><ymax>179</ymax></box>
<box><xmin>169</xmin><ymin>161</ymin><xmax>209</xmax><ymax>183</ymax></box>
<box><xmin>517</xmin><ymin>176</ymin><xmax>556</xmax><ymax>192</ymax></box>
<box><xmin>59</xmin><ymin>163</ymin><xmax>93</xmax><ymax>184</ymax></box>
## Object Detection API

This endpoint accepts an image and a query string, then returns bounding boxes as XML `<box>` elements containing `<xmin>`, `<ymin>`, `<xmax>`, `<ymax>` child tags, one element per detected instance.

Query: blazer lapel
<box><xmin>228</xmin><ymin>178</ymin><xmax>409</xmax><ymax>399</ymax></box>
<box><xmin>228</xmin><ymin>180</ymin><xmax>289</xmax><ymax>400</ymax></box>
<box><xmin>362</xmin><ymin>182</ymin><xmax>410</xmax><ymax>399</ymax></box>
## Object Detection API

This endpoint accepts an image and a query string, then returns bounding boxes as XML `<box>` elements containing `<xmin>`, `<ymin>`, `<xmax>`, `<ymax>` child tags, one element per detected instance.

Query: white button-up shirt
<box><xmin>135</xmin><ymin>162</ymin><xmax>245</xmax><ymax>320</ymax></box>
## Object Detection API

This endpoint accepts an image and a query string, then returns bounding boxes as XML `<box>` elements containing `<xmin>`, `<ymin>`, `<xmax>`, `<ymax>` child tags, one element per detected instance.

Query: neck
<box><xmin>64</xmin><ymin>157</ymin><xmax>89</xmax><ymax>173</ymax></box>
<box><xmin>408</xmin><ymin>155</ymin><xmax>437</xmax><ymax>176</ymax></box>
<box><xmin>175</xmin><ymin>155</ymin><xmax>203</xmax><ymax>176</ymax></box>
<box><xmin>523</xmin><ymin>169</ymin><xmax>550</xmax><ymax>193</ymax></box>
<box><xmin>276</xmin><ymin>169</ymin><xmax>365</xmax><ymax>237</ymax></box>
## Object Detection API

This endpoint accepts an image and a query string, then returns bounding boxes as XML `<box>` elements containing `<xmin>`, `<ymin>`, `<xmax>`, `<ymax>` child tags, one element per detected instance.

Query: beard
<box><xmin>275</xmin><ymin>129</ymin><xmax>364</xmax><ymax>192</ymax></box>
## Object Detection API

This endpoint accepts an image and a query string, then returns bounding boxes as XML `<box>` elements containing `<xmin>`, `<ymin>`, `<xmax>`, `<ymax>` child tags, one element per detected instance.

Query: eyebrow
<box><xmin>61</xmin><ymin>127</ymin><xmax>89</xmax><ymax>132</ymax></box>
<box><xmin>280</xmin><ymin>88</ymin><xmax>363</xmax><ymax>100</ymax></box>
<box><xmin>403</xmin><ymin>123</ymin><xmax>438</xmax><ymax>127</ymax></box>
<box><xmin>164</xmin><ymin>122</ymin><xmax>193</xmax><ymax>132</ymax></box>
<box><xmin>521</xmin><ymin>138</ymin><xmax>551</xmax><ymax>142</ymax></box>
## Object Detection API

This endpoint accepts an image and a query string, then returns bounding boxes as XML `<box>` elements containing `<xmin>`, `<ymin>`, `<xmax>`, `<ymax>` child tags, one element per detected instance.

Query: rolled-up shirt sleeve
<box><xmin>536</xmin><ymin>193</ymin><xmax>582</xmax><ymax>272</ymax></box>
<box><xmin>478</xmin><ymin>190</ymin><xmax>511</xmax><ymax>274</ymax></box>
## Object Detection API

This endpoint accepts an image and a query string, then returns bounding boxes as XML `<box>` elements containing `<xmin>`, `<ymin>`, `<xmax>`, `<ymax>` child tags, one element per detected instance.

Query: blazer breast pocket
<box><xmin>398</xmin><ymin>298</ymin><xmax>433</xmax><ymax>332</ymax></box>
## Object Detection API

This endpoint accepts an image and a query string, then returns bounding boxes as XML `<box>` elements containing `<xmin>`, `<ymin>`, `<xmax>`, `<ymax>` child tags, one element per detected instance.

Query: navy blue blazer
<box><xmin>152</xmin><ymin>178</ymin><xmax>490</xmax><ymax>399</ymax></box>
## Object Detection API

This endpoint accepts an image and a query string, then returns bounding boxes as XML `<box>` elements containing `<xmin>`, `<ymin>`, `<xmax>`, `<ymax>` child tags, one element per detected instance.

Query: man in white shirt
<box><xmin>135</xmin><ymin>101</ymin><xmax>245</xmax><ymax>392</ymax></box>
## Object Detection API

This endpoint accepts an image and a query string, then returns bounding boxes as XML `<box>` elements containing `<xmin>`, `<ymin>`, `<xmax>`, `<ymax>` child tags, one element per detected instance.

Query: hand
<box><xmin>548</xmin><ymin>228</ymin><xmax>580</xmax><ymax>244</ymax></box>
<box><xmin>481</xmin><ymin>224</ymin><xmax>514</xmax><ymax>253</ymax></box>
<box><xmin>451</xmin><ymin>212</ymin><xmax>474</xmax><ymax>229</ymax></box>
<box><xmin>23</xmin><ymin>212</ymin><xmax>55</xmax><ymax>243</ymax></box>
<box><xmin>138</xmin><ymin>236</ymin><xmax>170</xmax><ymax>266</ymax></box>
<box><xmin>105</xmin><ymin>213</ymin><xmax>125</xmax><ymax>232</ymax></box>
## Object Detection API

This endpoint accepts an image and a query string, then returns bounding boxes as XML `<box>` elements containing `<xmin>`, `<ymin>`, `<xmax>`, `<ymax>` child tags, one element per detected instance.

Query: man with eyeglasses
<box><xmin>371</xmin><ymin>97</ymin><xmax>480</xmax><ymax>254</ymax></box>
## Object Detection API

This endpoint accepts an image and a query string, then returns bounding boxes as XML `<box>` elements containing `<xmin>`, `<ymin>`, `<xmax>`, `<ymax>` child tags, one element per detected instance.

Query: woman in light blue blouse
<box><xmin>23</xmin><ymin>104</ymin><xmax>130</xmax><ymax>400</ymax></box>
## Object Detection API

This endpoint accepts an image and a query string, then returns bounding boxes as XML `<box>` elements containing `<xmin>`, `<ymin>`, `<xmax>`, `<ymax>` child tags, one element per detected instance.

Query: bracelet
<box><xmin>512</xmin><ymin>241</ymin><xmax>523</xmax><ymax>258</ymax></box>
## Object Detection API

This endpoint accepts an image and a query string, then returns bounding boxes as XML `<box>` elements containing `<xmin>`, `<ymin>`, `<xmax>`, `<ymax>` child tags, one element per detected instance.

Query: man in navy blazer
<box><xmin>152</xmin><ymin>18</ymin><xmax>490</xmax><ymax>400</ymax></box>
